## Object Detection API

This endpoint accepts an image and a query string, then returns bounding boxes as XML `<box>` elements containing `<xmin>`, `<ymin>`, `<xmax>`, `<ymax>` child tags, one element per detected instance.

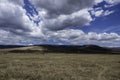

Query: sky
<box><xmin>0</xmin><ymin>0</ymin><xmax>120</xmax><ymax>47</ymax></box>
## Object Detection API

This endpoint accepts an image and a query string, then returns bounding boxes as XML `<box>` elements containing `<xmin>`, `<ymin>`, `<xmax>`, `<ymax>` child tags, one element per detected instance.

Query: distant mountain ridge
<box><xmin>0</xmin><ymin>44</ymin><xmax>120</xmax><ymax>54</ymax></box>
<box><xmin>0</xmin><ymin>45</ymin><xmax>26</xmax><ymax>49</ymax></box>
<box><xmin>38</xmin><ymin>45</ymin><xmax>111</xmax><ymax>53</ymax></box>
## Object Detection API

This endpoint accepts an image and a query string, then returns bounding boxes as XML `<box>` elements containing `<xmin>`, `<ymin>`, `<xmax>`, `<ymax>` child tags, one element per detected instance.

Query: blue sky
<box><xmin>0</xmin><ymin>0</ymin><xmax>120</xmax><ymax>46</ymax></box>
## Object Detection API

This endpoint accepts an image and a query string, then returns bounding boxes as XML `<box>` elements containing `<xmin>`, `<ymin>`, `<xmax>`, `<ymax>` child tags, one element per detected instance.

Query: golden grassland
<box><xmin>0</xmin><ymin>49</ymin><xmax>120</xmax><ymax>80</ymax></box>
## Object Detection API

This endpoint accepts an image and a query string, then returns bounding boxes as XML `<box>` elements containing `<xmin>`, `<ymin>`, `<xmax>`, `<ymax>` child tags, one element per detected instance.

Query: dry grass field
<box><xmin>0</xmin><ymin>50</ymin><xmax>120</xmax><ymax>80</ymax></box>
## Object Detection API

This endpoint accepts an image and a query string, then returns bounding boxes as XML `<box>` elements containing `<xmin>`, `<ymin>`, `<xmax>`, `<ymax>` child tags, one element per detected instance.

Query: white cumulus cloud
<box><xmin>0</xmin><ymin>0</ymin><xmax>120</xmax><ymax>46</ymax></box>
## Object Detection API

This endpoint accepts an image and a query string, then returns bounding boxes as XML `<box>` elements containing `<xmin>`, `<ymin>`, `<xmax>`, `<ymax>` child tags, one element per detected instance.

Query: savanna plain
<box><xmin>0</xmin><ymin>48</ymin><xmax>120</xmax><ymax>80</ymax></box>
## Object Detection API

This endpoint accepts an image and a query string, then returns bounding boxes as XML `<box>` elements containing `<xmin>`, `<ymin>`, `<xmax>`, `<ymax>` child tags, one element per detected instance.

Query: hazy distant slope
<box><xmin>0</xmin><ymin>44</ymin><xmax>120</xmax><ymax>54</ymax></box>
<box><xmin>0</xmin><ymin>45</ymin><xmax>113</xmax><ymax>54</ymax></box>
<box><xmin>0</xmin><ymin>45</ymin><xmax>26</xmax><ymax>49</ymax></box>
<box><xmin>38</xmin><ymin>45</ymin><xmax>111</xmax><ymax>53</ymax></box>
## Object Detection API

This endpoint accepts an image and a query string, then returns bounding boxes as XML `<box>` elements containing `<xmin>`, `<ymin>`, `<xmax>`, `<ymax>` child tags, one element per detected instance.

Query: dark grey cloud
<box><xmin>30</xmin><ymin>0</ymin><xmax>94</xmax><ymax>18</ymax></box>
<box><xmin>42</xmin><ymin>9</ymin><xmax>92</xmax><ymax>30</ymax></box>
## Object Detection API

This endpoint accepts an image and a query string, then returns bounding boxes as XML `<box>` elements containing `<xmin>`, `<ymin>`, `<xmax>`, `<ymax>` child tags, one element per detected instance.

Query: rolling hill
<box><xmin>0</xmin><ymin>44</ymin><xmax>120</xmax><ymax>54</ymax></box>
